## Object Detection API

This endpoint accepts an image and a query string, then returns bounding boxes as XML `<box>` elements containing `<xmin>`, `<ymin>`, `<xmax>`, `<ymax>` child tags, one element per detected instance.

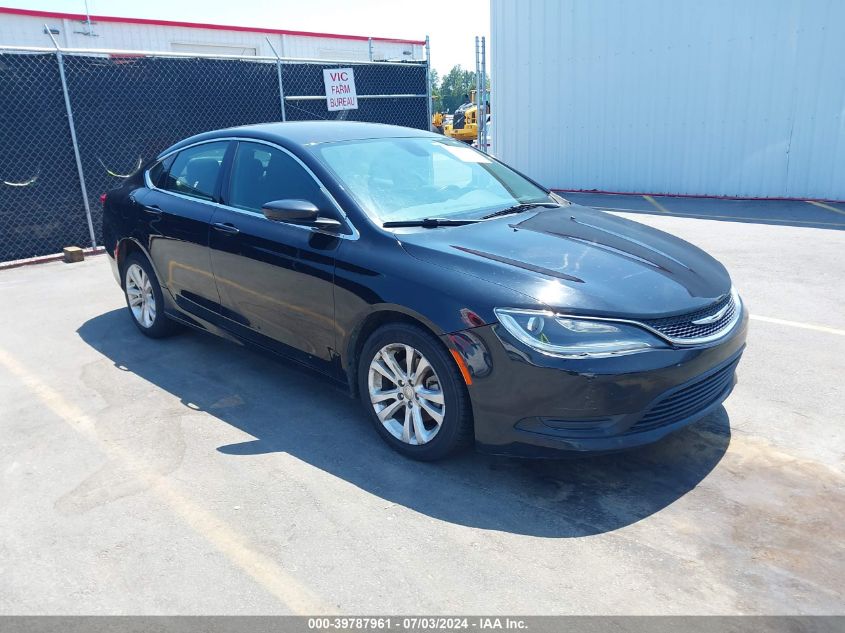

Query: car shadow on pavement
<box><xmin>78</xmin><ymin>309</ymin><xmax>731</xmax><ymax>538</ymax></box>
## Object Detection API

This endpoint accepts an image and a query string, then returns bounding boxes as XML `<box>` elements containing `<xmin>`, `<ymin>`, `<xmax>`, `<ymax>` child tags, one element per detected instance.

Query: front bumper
<box><xmin>447</xmin><ymin>307</ymin><xmax>748</xmax><ymax>457</ymax></box>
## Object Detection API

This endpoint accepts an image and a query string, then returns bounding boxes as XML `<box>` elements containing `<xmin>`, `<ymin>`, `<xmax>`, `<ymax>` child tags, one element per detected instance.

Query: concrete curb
<box><xmin>0</xmin><ymin>247</ymin><xmax>106</xmax><ymax>271</ymax></box>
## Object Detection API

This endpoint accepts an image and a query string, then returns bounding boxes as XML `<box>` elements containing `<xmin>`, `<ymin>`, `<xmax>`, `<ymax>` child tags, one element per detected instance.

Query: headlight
<box><xmin>494</xmin><ymin>308</ymin><xmax>664</xmax><ymax>358</ymax></box>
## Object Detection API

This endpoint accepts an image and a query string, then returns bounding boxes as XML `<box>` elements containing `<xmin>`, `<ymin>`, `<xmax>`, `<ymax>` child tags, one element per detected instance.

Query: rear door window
<box><xmin>147</xmin><ymin>155</ymin><xmax>175</xmax><ymax>188</ymax></box>
<box><xmin>162</xmin><ymin>142</ymin><xmax>229</xmax><ymax>201</ymax></box>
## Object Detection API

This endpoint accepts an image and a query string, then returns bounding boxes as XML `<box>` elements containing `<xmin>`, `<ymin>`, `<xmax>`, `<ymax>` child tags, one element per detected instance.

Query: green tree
<box><xmin>435</xmin><ymin>65</ymin><xmax>491</xmax><ymax>114</ymax></box>
<box><xmin>438</xmin><ymin>65</ymin><xmax>476</xmax><ymax>113</ymax></box>
<box><xmin>429</xmin><ymin>68</ymin><xmax>443</xmax><ymax>112</ymax></box>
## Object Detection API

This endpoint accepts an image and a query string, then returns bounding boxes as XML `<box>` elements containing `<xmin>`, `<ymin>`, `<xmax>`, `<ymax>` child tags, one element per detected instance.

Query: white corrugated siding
<box><xmin>0</xmin><ymin>12</ymin><xmax>423</xmax><ymax>62</ymax></box>
<box><xmin>491</xmin><ymin>0</ymin><xmax>845</xmax><ymax>200</ymax></box>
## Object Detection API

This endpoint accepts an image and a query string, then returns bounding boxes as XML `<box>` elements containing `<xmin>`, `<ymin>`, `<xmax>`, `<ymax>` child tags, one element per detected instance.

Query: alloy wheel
<box><xmin>125</xmin><ymin>263</ymin><xmax>156</xmax><ymax>329</ymax></box>
<box><xmin>367</xmin><ymin>343</ymin><xmax>446</xmax><ymax>445</ymax></box>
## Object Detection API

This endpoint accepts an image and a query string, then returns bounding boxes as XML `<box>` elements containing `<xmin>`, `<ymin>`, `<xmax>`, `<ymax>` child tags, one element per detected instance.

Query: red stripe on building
<box><xmin>0</xmin><ymin>6</ymin><xmax>425</xmax><ymax>45</ymax></box>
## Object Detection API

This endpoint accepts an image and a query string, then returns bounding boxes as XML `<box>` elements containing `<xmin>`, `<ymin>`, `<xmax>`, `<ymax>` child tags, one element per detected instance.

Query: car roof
<box><xmin>159</xmin><ymin>121</ymin><xmax>439</xmax><ymax>158</ymax></box>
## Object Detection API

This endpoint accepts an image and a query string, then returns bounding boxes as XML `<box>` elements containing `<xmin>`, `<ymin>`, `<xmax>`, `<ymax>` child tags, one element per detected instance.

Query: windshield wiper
<box><xmin>382</xmin><ymin>217</ymin><xmax>482</xmax><ymax>228</ymax></box>
<box><xmin>382</xmin><ymin>203</ymin><xmax>562</xmax><ymax>228</ymax></box>
<box><xmin>481</xmin><ymin>202</ymin><xmax>562</xmax><ymax>220</ymax></box>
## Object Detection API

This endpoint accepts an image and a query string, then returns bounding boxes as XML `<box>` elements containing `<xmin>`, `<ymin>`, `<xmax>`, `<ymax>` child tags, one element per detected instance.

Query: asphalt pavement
<box><xmin>1</xmin><ymin>195</ymin><xmax>843</xmax><ymax>614</ymax></box>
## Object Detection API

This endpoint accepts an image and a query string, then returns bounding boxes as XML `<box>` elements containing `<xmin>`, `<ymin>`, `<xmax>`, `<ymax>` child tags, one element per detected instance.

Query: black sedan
<box><xmin>102</xmin><ymin>122</ymin><xmax>747</xmax><ymax>460</ymax></box>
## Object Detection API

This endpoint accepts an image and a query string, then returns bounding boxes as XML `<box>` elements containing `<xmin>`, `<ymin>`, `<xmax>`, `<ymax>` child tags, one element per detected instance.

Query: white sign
<box><xmin>323</xmin><ymin>68</ymin><xmax>358</xmax><ymax>111</ymax></box>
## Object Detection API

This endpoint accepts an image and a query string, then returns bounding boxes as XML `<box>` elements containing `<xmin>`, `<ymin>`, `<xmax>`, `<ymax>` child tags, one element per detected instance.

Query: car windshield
<box><xmin>310</xmin><ymin>137</ymin><xmax>553</xmax><ymax>223</ymax></box>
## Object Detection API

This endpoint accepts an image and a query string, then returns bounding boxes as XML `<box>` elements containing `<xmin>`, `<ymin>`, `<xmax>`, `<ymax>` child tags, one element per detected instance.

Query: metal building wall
<box><xmin>0</xmin><ymin>10</ymin><xmax>424</xmax><ymax>62</ymax></box>
<box><xmin>490</xmin><ymin>0</ymin><xmax>845</xmax><ymax>200</ymax></box>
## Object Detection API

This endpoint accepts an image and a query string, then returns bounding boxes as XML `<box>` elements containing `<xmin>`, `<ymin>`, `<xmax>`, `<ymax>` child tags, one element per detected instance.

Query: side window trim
<box><xmin>219</xmin><ymin>138</ymin><xmax>356</xmax><ymax>237</ymax></box>
<box><xmin>164</xmin><ymin>140</ymin><xmax>230</xmax><ymax>203</ymax></box>
<box><xmin>223</xmin><ymin>140</ymin><xmax>334</xmax><ymax>216</ymax></box>
<box><xmin>145</xmin><ymin>136</ymin><xmax>359</xmax><ymax>239</ymax></box>
<box><xmin>159</xmin><ymin>154</ymin><xmax>175</xmax><ymax>188</ymax></box>
<box><xmin>144</xmin><ymin>139</ymin><xmax>232</xmax><ymax>204</ymax></box>
<box><xmin>146</xmin><ymin>154</ymin><xmax>174</xmax><ymax>189</ymax></box>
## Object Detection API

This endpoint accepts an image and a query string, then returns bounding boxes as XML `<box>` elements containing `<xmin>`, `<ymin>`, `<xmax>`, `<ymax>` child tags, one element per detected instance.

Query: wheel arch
<box><xmin>344</xmin><ymin>305</ymin><xmax>449</xmax><ymax>398</ymax></box>
<box><xmin>349</xmin><ymin>305</ymin><xmax>476</xmax><ymax>458</ymax></box>
<box><xmin>116</xmin><ymin>238</ymin><xmax>165</xmax><ymax>288</ymax></box>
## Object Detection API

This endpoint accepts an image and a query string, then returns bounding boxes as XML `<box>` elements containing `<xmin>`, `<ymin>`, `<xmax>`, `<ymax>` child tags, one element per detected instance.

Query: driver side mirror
<box><xmin>261</xmin><ymin>199</ymin><xmax>343</xmax><ymax>232</ymax></box>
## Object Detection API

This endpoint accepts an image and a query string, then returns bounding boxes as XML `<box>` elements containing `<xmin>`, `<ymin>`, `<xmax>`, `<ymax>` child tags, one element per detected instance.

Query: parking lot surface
<box><xmin>1</xmin><ymin>194</ymin><xmax>843</xmax><ymax>614</ymax></box>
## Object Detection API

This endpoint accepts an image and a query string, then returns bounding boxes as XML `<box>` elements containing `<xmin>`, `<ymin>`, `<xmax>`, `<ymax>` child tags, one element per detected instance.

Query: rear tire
<box><xmin>122</xmin><ymin>252</ymin><xmax>179</xmax><ymax>338</ymax></box>
<box><xmin>358</xmin><ymin>323</ymin><xmax>473</xmax><ymax>461</ymax></box>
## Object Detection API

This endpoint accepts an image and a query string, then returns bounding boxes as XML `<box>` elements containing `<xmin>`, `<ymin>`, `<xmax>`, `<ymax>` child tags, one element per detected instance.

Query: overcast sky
<box><xmin>5</xmin><ymin>0</ymin><xmax>490</xmax><ymax>75</ymax></box>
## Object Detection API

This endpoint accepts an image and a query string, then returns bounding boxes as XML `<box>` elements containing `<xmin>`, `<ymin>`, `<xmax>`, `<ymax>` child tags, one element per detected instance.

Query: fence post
<box><xmin>480</xmin><ymin>36</ymin><xmax>487</xmax><ymax>153</ymax></box>
<box><xmin>55</xmin><ymin>49</ymin><xmax>97</xmax><ymax>248</ymax></box>
<box><xmin>275</xmin><ymin>60</ymin><xmax>287</xmax><ymax>122</ymax></box>
<box><xmin>266</xmin><ymin>37</ymin><xmax>287</xmax><ymax>122</ymax></box>
<box><xmin>475</xmin><ymin>36</ymin><xmax>482</xmax><ymax>144</ymax></box>
<box><xmin>425</xmin><ymin>35</ymin><xmax>432</xmax><ymax>131</ymax></box>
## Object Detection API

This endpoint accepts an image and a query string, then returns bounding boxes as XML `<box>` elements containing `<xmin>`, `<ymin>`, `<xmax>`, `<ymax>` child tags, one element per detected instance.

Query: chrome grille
<box><xmin>640</xmin><ymin>293</ymin><xmax>737</xmax><ymax>342</ymax></box>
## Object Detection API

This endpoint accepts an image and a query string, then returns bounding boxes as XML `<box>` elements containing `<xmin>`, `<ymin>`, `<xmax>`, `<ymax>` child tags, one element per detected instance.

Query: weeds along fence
<box><xmin>0</xmin><ymin>46</ymin><xmax>430</xmax><ymax>262</ymax></box>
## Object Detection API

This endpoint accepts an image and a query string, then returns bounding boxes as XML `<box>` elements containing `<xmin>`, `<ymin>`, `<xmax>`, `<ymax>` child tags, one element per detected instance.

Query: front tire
<box><xmin>122</xmin><ymin>252</ymin><xmax>179</xmax><ymax>338</ymax></box>
<box><xmin>358</xmin><ymin>323</ymin><xmax>473</xmax><ymax>461</ymax></box>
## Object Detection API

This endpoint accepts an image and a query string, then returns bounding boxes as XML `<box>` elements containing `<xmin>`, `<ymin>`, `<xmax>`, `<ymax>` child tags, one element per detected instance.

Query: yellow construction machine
<box><xmin>443</xmin><ymin>91</ymin><xmax>479</xmax><ymax>143</ymax></box>
<box><xmin>431</xmin><ymin>111</ymin><xmax>445</xmax><ymax>134</ymax></box>
<box><xmin>443</xmin><ymin>89</ymin><xmax>490</xmax><ymax>144</ymax></box>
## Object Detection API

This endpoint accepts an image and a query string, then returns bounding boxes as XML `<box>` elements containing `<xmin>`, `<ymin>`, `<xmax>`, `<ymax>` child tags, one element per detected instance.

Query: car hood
<box><xmin>396</xmin><ymin>205</ymin><xmax>732</xmax><ymax>319</ymax></box>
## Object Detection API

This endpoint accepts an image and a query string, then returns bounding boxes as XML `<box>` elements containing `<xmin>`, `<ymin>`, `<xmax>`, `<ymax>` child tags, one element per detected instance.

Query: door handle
<box><xmin>142</xmin><ymin>204</ymin><xmax>162</xmax><ymax>216</ymax></box>
<box><xmin>212</xmin><ymin>222</ymin><xmax>240</xmax><ymax>235</ymax></box>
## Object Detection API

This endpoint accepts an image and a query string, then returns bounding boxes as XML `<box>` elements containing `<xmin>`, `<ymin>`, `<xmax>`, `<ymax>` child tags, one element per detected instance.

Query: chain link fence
<box><xmin>0</xmin><ymin>48</ymin><xmax>430</xmax><ymax>262</ymax></box>
<box><xmin>0</xmin><ymin>53</ymin><xmax>90</xmax><ymax>262</ymax></box>
<box><xmin>282</xmin><ymin>61</ymin><xmax>428</xmax><ymax>128</ymax></box>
